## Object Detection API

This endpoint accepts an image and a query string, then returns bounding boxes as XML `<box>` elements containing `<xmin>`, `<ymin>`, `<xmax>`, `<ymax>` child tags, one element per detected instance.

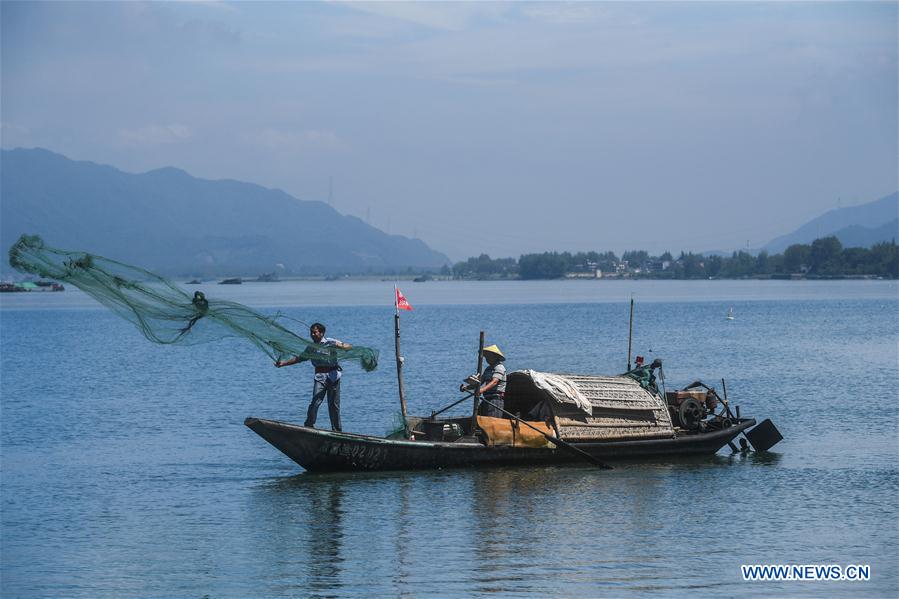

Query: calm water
<box><xmin>2</xmin><ymin>280</ymin><xmax>897</xmax><ymax>597</ymax></box>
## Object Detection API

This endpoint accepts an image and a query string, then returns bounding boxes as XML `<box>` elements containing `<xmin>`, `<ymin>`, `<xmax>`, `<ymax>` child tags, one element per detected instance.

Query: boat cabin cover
<box><xmin>507</xmin><ymin>370</ymin><xmax>675</xmax><ymax>441</ymax></box>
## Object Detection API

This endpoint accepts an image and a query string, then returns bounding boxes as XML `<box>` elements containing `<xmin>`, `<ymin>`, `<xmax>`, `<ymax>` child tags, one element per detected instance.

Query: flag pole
<box><xmin>394</xmin><ymin>285</ymin><xmax>410</xmax><ymax>438</ymax></box>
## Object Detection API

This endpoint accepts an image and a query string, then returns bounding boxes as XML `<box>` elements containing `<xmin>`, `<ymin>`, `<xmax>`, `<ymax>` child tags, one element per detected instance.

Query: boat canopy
<box><xmin>506</xmin><ymin>370</ymin><xmax>675</xmax><ymax>442</ymax></box>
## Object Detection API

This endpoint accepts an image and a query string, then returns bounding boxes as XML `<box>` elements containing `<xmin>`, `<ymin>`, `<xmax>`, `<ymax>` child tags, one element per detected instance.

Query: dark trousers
<box><xmin>478</xmin><ymin>395</ymin><xmax>505</xmax><ymax>418</ymax></box>
<box><xmin>306</xmin><ymin>378</ymin><xmax>341</xmax><ymax>431</ymax></box>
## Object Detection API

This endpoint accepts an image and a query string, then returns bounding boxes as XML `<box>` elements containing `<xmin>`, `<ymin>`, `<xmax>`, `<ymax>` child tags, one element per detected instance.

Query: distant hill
<box><xmin>0</xmin><ymin>148</ymin><xmax>450</xmax><ymax>276</ymax></box>
<box><xmin>764</xmin><ymin>192</ymin><xmax>898</xmax><ymax>253</ymax></box>
<box><xmin>827</xmin><ymin>218</ymin><xmax>898</xmax><ymax>250</ymax></box>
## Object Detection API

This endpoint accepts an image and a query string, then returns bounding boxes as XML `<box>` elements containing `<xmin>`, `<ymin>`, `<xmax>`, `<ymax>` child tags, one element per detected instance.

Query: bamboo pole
<box><xmin>469</xmin><ymin>331</ymin><xmax>485</xmax><ymax>434</ymax></box>
<box><xmin>627</xmin><ymin>296</ymin><xmax>635</xmax><ymax>371</ymax></box>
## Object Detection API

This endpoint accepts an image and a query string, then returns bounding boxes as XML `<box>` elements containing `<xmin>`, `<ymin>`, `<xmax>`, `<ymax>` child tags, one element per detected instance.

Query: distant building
<box><xmin>565</xmin><ymin>269</ymin><xmax>601</xmax><ymax>279</ymax></box>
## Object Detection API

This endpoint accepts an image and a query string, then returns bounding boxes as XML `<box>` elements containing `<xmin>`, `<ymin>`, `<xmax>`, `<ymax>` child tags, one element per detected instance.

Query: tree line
<box><xmin>451</xmin><ymin>237</ymin><xmax>898</xmax><ymax>280</ymax></box>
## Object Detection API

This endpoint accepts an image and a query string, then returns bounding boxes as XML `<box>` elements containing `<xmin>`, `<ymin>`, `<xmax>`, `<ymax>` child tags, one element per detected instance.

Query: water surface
<box><xmin>2</xmin><ymin>280</ymin><xmax>897</xmax><ymax>596</ymax></box>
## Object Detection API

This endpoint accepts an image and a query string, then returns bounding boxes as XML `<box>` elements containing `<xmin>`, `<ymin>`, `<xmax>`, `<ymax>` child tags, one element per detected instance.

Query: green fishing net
<box><xmin>8</xmin><ymin>234</ymin><xmax>379</xmax><ymax>371</ymax></box>
<box><xmin>385</xmin><ymin>411</ymin><xmax>410</xmax><ymax>439</ymax></box>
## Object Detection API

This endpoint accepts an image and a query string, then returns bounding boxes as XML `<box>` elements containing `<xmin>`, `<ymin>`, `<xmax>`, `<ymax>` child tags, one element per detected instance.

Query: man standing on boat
<box><xmin>275</xmin><ymin>322</ymin><xmax>352</xmax><ymax>432</ymax></box>
<box><xmin>461</xmin><ymin>344</ymin><xmax>507</xmax><ymax>418</ymax></box>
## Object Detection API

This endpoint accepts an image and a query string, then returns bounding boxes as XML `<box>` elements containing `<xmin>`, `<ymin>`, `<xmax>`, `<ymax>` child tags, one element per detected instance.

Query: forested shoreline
<box><xmin>451</xmin><ymin>237</ymin><xmax>898</xmax><ymax>280</ymax></box>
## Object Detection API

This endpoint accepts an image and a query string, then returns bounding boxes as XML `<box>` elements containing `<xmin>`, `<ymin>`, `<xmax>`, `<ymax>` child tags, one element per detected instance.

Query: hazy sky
<box><xmin>2</xmin><ymin>1</ymin><xmax>896</xmax><ymax>260</ymax></box>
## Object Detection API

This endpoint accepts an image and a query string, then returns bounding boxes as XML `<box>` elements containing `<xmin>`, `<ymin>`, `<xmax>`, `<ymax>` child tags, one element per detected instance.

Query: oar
<box><xmin>478</xmin><ymin>398</ymin><xmax>612</xmax><ymax>469</ymax></box>
<box><xmin>430</xmin><ymin>392</ymin><xmax>474</xmax><ymax>418</ymax></box>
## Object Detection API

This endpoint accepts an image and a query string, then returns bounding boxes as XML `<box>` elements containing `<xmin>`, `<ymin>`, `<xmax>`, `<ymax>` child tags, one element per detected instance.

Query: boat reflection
<box><xmin>251</xmin><ymin>475</ymin><xmax>347</xmax><ymax>595</ymax></box>
<box><xmin>247</xmin><ymin>457</ymin><xmax>775</xmax><ymax>594</ymax></box>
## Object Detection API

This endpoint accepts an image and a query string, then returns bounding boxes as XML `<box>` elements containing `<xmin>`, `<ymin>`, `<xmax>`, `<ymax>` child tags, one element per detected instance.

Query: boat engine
<box><xmin>666</xmin><ymin>381</ymin><xmax>720</xmax><ymax>431</ymax></box>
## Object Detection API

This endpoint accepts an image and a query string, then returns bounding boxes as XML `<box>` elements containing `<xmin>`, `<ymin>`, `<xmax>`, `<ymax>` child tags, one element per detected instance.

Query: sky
<box><xmin>2</xmin><ymin>1</ymin><xmax>896</xmax><ymax>260</ymax></box>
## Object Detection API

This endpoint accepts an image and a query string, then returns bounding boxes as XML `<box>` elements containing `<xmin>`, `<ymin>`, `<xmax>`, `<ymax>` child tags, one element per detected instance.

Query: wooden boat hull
<box><xmin>245</xmin><ymin>417</ymin><xmax>757</xmax><ymax>473</ymax></box>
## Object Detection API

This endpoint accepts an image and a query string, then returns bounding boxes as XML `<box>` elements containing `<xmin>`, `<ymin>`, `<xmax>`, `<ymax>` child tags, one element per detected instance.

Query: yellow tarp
<box><xmin>477</xmin><ymin>416</ymin><xmax>556</xmax><ymax>449</ymax></box>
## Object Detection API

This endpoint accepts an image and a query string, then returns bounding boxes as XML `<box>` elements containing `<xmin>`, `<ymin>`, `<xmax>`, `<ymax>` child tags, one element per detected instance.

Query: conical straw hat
<box><xmin>482</xmin><ymin>344</ymin><xmax>504</xmax><ymax>359</ymax></box>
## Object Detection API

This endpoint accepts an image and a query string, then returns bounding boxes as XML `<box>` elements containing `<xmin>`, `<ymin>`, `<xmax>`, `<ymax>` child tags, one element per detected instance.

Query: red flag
<box><xmin>395</xmin><ymin>286</ymin><xmax>413</xmax><ymax>311</ymax></box>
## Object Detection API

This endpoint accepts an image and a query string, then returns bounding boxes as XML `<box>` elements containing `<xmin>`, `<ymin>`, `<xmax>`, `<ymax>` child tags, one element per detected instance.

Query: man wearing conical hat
<box><xmin>461</xmin><ymin>344</ymin><xmax>507</xmax><ymax>418</ymax></box>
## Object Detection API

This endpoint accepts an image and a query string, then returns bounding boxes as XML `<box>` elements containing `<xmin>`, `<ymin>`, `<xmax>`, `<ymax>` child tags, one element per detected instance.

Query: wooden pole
<box><xmin>395</xmin><ymin>312</ymin><xmax>410</xmax><ymax>438</ymax></box>
<box><xmin>627</xmin><ymin>296</ymin><xmax>635</xmax><ymax>371</ymax></box>
<box><xmin>469</xmin><ymin>331</ymin><xmax>485</xmax><ymax>434</ymax></box>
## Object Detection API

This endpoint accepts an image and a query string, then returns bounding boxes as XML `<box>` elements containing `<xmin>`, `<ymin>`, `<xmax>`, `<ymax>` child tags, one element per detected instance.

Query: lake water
<box><xmin>2</xmin><ymin>280</ymin><xmax>897</xmax><ymax>597</ymax></box>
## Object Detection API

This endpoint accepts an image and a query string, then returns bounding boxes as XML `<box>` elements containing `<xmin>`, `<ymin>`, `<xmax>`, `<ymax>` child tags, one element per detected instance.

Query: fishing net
<box><xmin>385</xmin><ymin>411</ymin><xmax>409</xmax><ymax>439</ymax></box>
<box><xmin>624</xmin><ymin>362</ymin><xmax>660</xmax><ymax>394</ymax></box>
<box><xmin>8</xmin><ymin>234</ymin><xmax>379</xmax><ymax>371</ymax></box>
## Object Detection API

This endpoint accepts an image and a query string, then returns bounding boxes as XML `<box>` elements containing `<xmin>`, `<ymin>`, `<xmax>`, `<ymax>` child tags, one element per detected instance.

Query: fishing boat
<box><xmin>245</xmin><ymin>365</ymin><xmax>782</xmax><ymax>473</ymax></box>
<box><xmin>248</xmin><ymin>297</ymin><xmax>781</xmax><ymax>473</ymax></box>
<box><xmin>0</xmin><ymin>281</ymin><xmax>28</xmax><ymax>292</ymax></box>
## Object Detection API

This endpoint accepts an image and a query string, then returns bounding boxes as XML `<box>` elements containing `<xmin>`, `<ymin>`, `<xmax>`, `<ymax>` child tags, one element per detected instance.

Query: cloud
<box><xmin>341</xmin><ymin>1</ymin><xmax>510</xmax><ymax>31</ymax></box>
<box><xmin>113</xmin><ymin>1</ymin><xmax>242</xmax><ymax>47</ymax></box>
<box><xmin>254</xmin><ymin>128</ymin><xmax>348</xmax><ymax>152</ymax></box>
<box><xmin>0</xmin><ymin>122</ymin><xmax>32</xmax><ymax>147</ymax></box>
<box><xmin>181</xmin><ymin>0</ymin><xmax>240</xmax><ymax>13</ymax></box>
<box><xmin>520</xmin><ymin>3</ymin><xmax>608</xmax><ymax>25</ymax></box>
<box><xmin>118</xmin><ymin>124</ymin><xmax>193</xmax><ymax>146</ymax></box>
<box><xmin>178</xmin><ymin>17</ymin><xmax>242</xmax><ymax>45</ymax></box>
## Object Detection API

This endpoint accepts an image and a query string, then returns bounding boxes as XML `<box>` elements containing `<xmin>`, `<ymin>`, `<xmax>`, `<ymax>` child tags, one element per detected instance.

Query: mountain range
<box><xmin>0</xmin><ymin>148</ymin><xmax>450</xmax><ymax>277</ymax></box>
<box><xmin>763</xmin><ymin>192</ymin><xmax>898</xmax><ymax>254</ymax></box>
<box><xmin>2</xmin><ymin>148</ymin><xmax>895</xmax><ymax>277</ymax></box>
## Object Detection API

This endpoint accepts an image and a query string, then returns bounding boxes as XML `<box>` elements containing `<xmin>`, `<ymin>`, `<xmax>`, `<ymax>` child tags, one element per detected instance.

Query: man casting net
<box><xmin>8</xmin><ymin>234</ymin><xmax>379</xmax><ymax>371</ymax></box>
